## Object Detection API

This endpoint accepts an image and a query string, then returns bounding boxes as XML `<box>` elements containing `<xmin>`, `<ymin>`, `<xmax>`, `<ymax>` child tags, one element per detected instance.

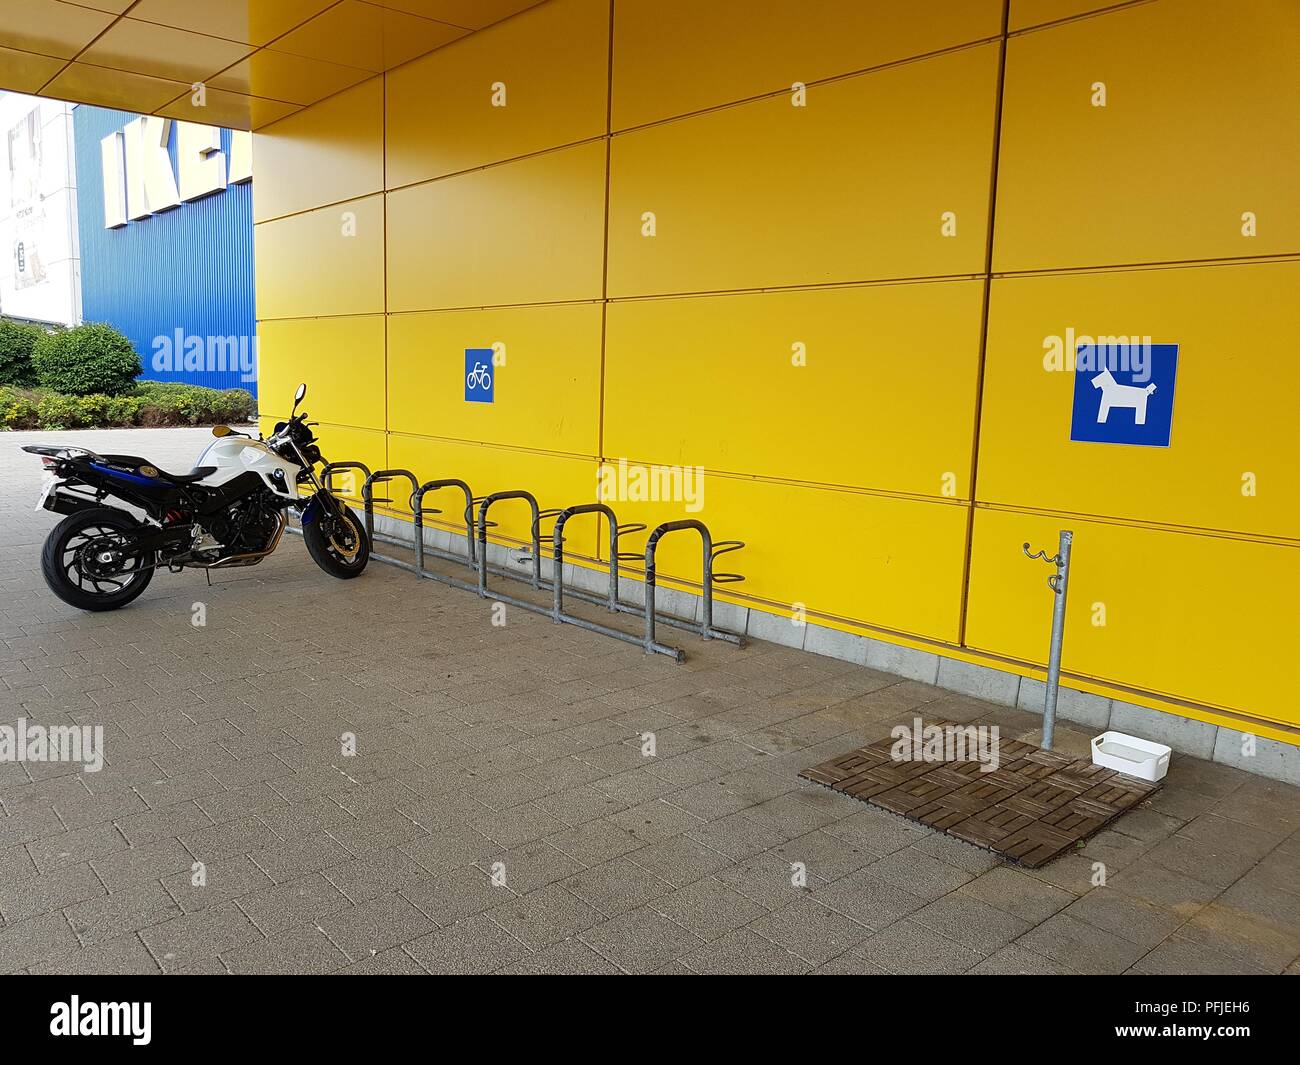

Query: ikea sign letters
<box><xmin>99</xmin><ymin>118</ymin><xmax>251</xmax><ymax>229</ymax></box>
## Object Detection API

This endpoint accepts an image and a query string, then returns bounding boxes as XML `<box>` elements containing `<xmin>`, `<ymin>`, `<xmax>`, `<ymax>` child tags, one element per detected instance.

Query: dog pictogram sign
<box><xmin>1070</xmin><ymin>343</ymin><xmax>1178</xmax><ymax>448</ymax></box>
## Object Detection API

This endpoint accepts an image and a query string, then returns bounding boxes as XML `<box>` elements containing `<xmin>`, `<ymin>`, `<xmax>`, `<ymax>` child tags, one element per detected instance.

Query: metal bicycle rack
<box><xmin>315</xmin><ymin>462</ymin><xmax>747</xmax><ymax>662</ymax></box>
<box><xmin>644</xmin><ymin>519</ymin><xmax>746</xmax><ymax>654</ymax></box>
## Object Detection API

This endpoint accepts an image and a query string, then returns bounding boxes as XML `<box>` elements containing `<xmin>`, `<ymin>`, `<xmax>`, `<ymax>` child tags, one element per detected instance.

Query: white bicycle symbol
<box><xmin>466</xmin><ymin>362</ymin><xmax>492</xmax><ymax>391</ymax></box>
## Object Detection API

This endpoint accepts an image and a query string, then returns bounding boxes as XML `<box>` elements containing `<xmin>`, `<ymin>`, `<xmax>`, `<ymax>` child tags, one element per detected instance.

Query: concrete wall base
<box><xmin>367</xmin><ymin>513</ymin><xmax>1299</xmax><ymax>786</ymax></box>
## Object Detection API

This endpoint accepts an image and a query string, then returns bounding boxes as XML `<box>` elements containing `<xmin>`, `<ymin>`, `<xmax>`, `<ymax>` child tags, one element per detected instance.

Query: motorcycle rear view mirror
<box><xmin>292</xmin><ymin>383</ymin><xmax>307</xmax><ymax>412</ymax></box>
<box><xmin>212</xmin><ymin>425</ymin><xmax>233</xmax><ymax>437</ymax></box>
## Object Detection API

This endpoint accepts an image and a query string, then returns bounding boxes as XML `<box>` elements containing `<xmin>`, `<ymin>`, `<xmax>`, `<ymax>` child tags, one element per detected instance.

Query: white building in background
<box><xmin>0</xmin><ymin>92</ymin><xmax>81</xmax><ymax>326</ymax></box>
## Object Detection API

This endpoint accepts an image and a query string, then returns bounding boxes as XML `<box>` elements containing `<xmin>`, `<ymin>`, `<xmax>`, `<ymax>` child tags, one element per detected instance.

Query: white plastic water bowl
<box><xmin>1091</xmin><ymin>731</ymin><xmax>1172</xmax><ymax>783</ymax></box>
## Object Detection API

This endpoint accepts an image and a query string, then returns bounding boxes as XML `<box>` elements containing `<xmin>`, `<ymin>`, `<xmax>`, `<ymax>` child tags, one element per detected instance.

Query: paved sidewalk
<box><xmin>1</xmin><ymin>428</ymin><xmax>1298</xmax><ymax>975</ymax></box>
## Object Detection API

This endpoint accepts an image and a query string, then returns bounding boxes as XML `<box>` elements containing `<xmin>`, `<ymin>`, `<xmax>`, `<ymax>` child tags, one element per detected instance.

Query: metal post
<box><xmin>1023</xmin><ymin>530</ymin><xmax>1073</xmax><ymax>750</ymax></box>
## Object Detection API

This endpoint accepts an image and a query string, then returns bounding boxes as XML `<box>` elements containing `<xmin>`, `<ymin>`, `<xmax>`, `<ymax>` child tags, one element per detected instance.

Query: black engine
<box><xmin>201</xmin><ymin>494</ymin><xmax>282</xmax><ymax>556</ymax></box>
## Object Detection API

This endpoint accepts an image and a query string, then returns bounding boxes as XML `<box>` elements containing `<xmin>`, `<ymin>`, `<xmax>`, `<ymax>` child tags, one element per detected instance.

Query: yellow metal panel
<box><xmin>0</xmin><ymin>46</ymin><xmax>65</xmax><ymax>93</ymax></box>
<box><xmin>387</xmin><ymin>436</ymin><xmax>599</xmax><ymax>553</ymax></box>
<box><xmin>966</xmin><ymin>507</ymin><xmax>1300</xmax><ymax>729</ymax></box>
<box><xmin>978</xmin><ymin>261</ymin><xmax>1300</xmax><ymax>539</ymax></box>
<box><xmin>996</xmin><ymin>0</ymin><xmax>1300</xmax><ymax>271</ymax></box>
<box><xmin>605</xmin><ymin>280</ymin><xmax>984</xmax><ymax>496</ymax></box>
<box><xmin>156</xmin><ymin>90</ymin><xmax>299</xmax><ymax>130</ymax></box>
<box><xmin>270</xmin><ymin>0</ymin><xmax>466</xmax><ymax>73</ymax></box>
<box><xmin>613</xmin><ymin>0</ymin><xmax>1004</xmax><ymax>130</ymax></box>
<box><xmin>1009</xmin><ymin>0</ymin><xmax>1125</xmax><ymax>31</ymax></box>
<box><xmin>212</xmin><ymin>49</ymin><xmax>373</xmax><ymax>107</ymax></box>
<box><xmin>385</xmin><ymin>0</ymin><xmax>608</xmax><ymax>188</ymax></box>
<box><xmin>607</xmin><ymin>475</ymin><xmax>969</xmax><ymax>644</ymax></box>
<box><xmin>387</xmin><ymin>304</ymin><xmax>602</xmax><ymax>455</ymax></box>
<box><xmin>0</xmin><ymin>0</ymin><xmax>114</xmax><ymax>59</ymax></box>
<box><xmin>376</xmin><ymin>1</ymin><xmax>542</xmax><ymax>30</ymax></box>
<box><xmin>258</xmin><ymin>316</ymin><xmax>386</xmax><ymax>430</ymax></box>
<box><xmin>386</xmin><ymin>140</ymin><xmax>606</xmax><ymax>311</ymax></box>
<box><xmin>254</xmin><ymin>194</ymin><xmax>385</xmax><ymax>319</ymax></box>
<box><xmin>80</xmin><ymin>18</ymin><xmax>252</xmax><ymax>84</ymax></box>
<box><xmin>607</xmin><ymin>43</ymin><xmax>999</xmax><ymax>298</ymax></box>
<box><xmin>128</xmin><ymin>0</ymin><xmax>336</xmax><ymax>46</ymax></box>
<box><xmin>42</xmin><ymin>63</ymin><xmax>188</xmax><ymax>114</ymax></box>
<box><xmin>252</xmin><ymin>77</ymin><xmax>384</xmax><ymax>222</ymax></box>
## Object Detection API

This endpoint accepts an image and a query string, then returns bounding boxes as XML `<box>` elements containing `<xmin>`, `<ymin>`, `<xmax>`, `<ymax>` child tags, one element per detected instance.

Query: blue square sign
<box><xmin>464</xmin><ymin>348</ymin><xmax>494</xmax><ymax>403</ymax></box>
<box><xmin>1070</xmin><ymin>343</ymin><xmax>1178</xmax><ymax>448</ymax></box>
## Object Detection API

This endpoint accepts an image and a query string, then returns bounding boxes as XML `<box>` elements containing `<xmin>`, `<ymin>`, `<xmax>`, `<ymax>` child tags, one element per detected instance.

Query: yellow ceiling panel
<box><xmin>0</xmin><ymin>0</ymin><xmax>115</xmax><ymax>59</ymax></box>
<box><xmin>80</xmin><ymin>18</ymin><xmax>253</xmax><ymax>84</ymax></box>
<box><xmin>270</xmin><ymin>0</ymin><xmax>466</xmax><ymax>72</ymax></box>
<box><xmin>155</xmin><ymin>88</ymin><xmax>301</xmax><ymax>130</ymax></box>
<box><xmin>373</xmin><ymin>1</ymin><xmax>542</xmax><ymax>30</ymax></box>
<box><xmin>62</xmin><ymin>1</ymin><xmax>135</xmax><ymax>11</ymax></box>
<box><xmin>211</xmin><ymin>48</ymin><xmax>371</xmax><ymax>106</ymax></box>
<box><xmin>0</xmin><ymin>45</ymin><xmax>66</xmax><ymax>93</ymax></box>
<box><xmin>127</xmin><ymin>0</ymin><xmax>337</xmax><ymax>47</ymax></box>
<box><xmin>42</xmin><ymin>61</ymin><xmax>190</xmax><ymax>112</ymax></box>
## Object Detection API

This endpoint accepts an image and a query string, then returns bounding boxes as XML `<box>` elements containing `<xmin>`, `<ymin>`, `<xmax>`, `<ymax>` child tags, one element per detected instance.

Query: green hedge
<box><xmin>32</xmin><ymin>322</ymin><xmax>142</xmax><ymax>396</ymax></box>
<box><xmin>0</xmin><ymin>320</ymin><xmax>45</xmax><ymax>387</ymax></box>
<box><xmin>0</xmin><ymin>382</ymin><xmax>255</xmax><ymax>431</ymax></box>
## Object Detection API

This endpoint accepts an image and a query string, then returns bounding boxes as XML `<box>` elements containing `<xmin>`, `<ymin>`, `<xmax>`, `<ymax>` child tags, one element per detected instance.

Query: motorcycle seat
<box><xmin>100</xmin><ymin>454</ymin><xmax>217</xmax><ymax>484</ymax></box>
<box><xmin>158</xmin><ymin>466</ymin><xmax>219</xmax><ymax>484</ymax></box>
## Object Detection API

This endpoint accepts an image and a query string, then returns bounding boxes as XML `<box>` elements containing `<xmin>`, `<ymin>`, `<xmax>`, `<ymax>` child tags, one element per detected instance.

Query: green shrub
<box><xmin>0</xmin><ymin>379</ymin><xmax>253</xmax><ymax>429</ymax></box>
<box><xmin>0</xmin><ymin>320</ymin><xmax>44</xmax><ymax>386</ymax></box>
<box><xmin>134</xmin><ymin>382</ymin><xmax>254</xmax><ymax>425</ymax></box>
<box><xmin>0</xmin><ymin>386</ymin><xmax>40</xmax><ymax>429</ymax></box>
<box><xmin>32</xmin><ymin>323</ymin><xmax>142</xmax><ymax>396</ymax></box>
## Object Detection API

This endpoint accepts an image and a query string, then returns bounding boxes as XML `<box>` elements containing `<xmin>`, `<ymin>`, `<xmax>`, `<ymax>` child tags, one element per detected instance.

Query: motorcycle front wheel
<box><xmin>302</xmin><ymin>502</ymin><xmax>369</xmax><ymax>579</ymax></box>
<box><xmin>40</xmin><ymin>508</ymin><xmax>156</xmax><ymax>611</ymax></box>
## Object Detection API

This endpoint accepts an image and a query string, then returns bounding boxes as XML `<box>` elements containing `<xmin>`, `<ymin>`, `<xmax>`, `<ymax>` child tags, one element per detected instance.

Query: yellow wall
<box><xmin>253</xmin><ymin>0</ymin><xmax>1300</xmax><ymax>739</ymax></box>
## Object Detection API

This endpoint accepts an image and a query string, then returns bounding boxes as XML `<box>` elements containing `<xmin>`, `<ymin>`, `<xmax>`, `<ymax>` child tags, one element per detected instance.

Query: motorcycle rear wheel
<box><xmin>40</xmin><ymin>508</ymin><xmax>156</xmax><ymax>611</ymax></box>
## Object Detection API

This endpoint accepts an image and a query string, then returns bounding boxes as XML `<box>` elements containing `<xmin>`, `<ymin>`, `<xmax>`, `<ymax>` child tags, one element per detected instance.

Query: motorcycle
<box><xmin>22</xmin><ymin>383</ymin><xmax>369</xmax><ymax>611</ymax></box>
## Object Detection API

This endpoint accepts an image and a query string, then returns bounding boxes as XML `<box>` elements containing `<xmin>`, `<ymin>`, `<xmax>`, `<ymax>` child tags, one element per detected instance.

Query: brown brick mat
<box><xmin>799</xmin><ymin>719</ymin><xmax>1160</xmax><ymax>868</ymax></box>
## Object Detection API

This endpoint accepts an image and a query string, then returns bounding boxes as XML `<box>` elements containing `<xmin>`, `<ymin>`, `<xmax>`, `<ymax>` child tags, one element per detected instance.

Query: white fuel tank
<box><xmin>196</xmin><ymin>435</ymin><xmax>301</xmax><ymax>499</ymax></box>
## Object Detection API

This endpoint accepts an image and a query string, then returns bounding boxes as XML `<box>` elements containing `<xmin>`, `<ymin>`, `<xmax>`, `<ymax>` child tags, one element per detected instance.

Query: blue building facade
<box><xmin>72</xmin><ymin>106</ymin><xmax>256</xmax><ymax>395</ymax></box>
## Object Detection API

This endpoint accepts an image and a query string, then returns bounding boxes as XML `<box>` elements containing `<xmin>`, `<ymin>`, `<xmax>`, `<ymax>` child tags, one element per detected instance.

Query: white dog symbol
<box><xmin>1092</xmin><ymin>368</ymin><xmax>1157</xmax><ymax>425</ymax></box>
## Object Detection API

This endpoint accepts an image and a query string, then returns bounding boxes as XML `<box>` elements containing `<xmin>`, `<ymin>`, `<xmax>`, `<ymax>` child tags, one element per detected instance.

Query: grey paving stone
<box><xmin>0</xmin><ymin>909</ymin><xmax>82</xmax><ymax>973</ymax></box>
<box><xmin>968</xmin><ymin>943</ymin><xmax>1078</xmax><ymax>975</ymax></box>
<box><xmin>65</xmin><ymin>880</ymin><xmax>180</xmax><ymax>946</ymax></box>
<box><xmin>560</xmin><ymin>857</ymin><xmax>673</xmax><ymax>918</ymax></box>
<box><xmin>681</xmin><ymin>927</ymin><xmax>809</xmax><ymax>975</ymax></box>
<box><xmin>1015</xmin><ymin>912</ymin><xmax>1150</xmax><ymax>975</ymax></box>
<box><xmin>223</xmin><ymin>922</ymin><xmax>348</xmax><ymax>974</ymax></box>
<box><xmin>31</xmin><ymin>932</ymin><xmax>161</xmax><ymax>975</ymax></box>
<box><xmin>911</xmin><ymin>892</ymin><xmax>1033</xmax><ymax>954</ymax></box>
<box><xmin>499</xmin><ymin>938</ymin><xmax>623</xmax><ymax>975</ymax></box>
<box><xmin>138</xmin><ymin>901</ymin><xmax>263</xmax><ymax>973</ymax></box>
<box><xmin>315</xmin><ymin>892</ymin><xmax>437</xmax><ymax>962</ymax></box>
<box><xmin>404</xmin><ymin>912</ymin><xmax>529</xmax><ymax>974</ymax></box>
<box><xmin>751</xmin><ymin>897</ymin><xmax>869</xmax><ymax>965</ymax></box>
<box><xmin>488</xmin><ymin>882</ymin><xmax>604</xmax><ymax>952</ymax></box>
<box><xmin>402</xmin><ymin>864</ymin><xmax>511</xmax><ymax>927</ymax></box>
<box><xmin>863</xmin><ymin>849</ymin><xmax>974</xmax><ymax>899</ymax></box>
<box><xmin>650</xmin><ymin>877</ymin><xmax>767</xmax><ymax>942</ymax></box>
<box><xmin>855</xmin><ymin>918</ymin><xmax>985</xmax><ymax>974</ymax></box>
<box><xmin>580</xmin><ymin>906</ymin><xmax>704</xmax><ymax>974</ymax></box>
<box><xmin>1063</xmin><ymin>887</ymin><xmax>1187</xmax><ymax>948</ymax></box>
<box><xmin>1130</xmin><ymin>933</ymin><xmax>1272</xmax><ymax>976</ymax></box>
<box><xmin>625</xmin><ymin>835</ymin><xmax>731</xmax><ymax>888</ymax></box>
<box><xmin>338</xmin><ymin>947</ymin><xmax>428</xmax><ymax>974</ymax></box>
<box><xmin>474</xmin><ymin>838</ymin><xmax>584</xmax><ymax>896</ymax></box>
<box><xmin>236</xmin><ymin>872</ymin><xmax>351</xmax><ymax>935</ymax></box>
<box><xmin>321</xmin><ymin>846</ymin><xmax>432</xmax><ymax>905</ymax></box>
<box><xmin>812</xmin><ymin>869</ymin><xmax>928</xmax><ymax>931</ymax></box>
<box><xmin>160</xmin><ymin>854</ymin><xmax>274</xmax><ymax>913</ymax></box>
<box><xmin>0</xmin><ymin>860</ymin><xmax>104</xmax><ymax>923</ymax></box>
